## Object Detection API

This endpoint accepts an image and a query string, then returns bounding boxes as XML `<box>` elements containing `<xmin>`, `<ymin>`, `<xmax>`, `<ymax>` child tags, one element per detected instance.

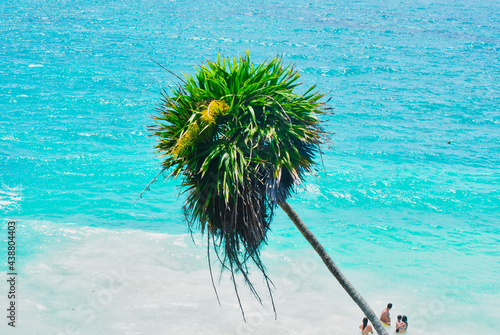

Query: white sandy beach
<box><xmin>1</xmin><ymin>223</ymin><xmax>493</xmax><ymax>335</ymax></box>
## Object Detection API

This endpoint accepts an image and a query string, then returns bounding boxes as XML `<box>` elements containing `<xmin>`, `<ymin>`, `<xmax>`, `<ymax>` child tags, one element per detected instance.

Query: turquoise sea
<box><xmin>1</xmin><ymin>0</ymin><xmax>499</xmax><ymax>334</ymax></box>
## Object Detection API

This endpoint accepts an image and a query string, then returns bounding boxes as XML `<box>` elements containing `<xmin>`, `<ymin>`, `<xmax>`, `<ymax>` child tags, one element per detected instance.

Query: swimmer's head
<box><xmin>402</xmin><ymin>315</ymin><xmax>408</xmax><ymax>322</ymax></box>
<box><xmin>362</xmin><ymin>317</ymin><xmax>368</xmax><ymax>329</ymax></box>
<box><xmin>387</xmin><ymin>303</ymin><xmax>393</xmax><ymax>309</ymax></box>
<box><xmin>397</xmin><ymin>315</ymin><xmax>402</xmax><ymax>321</ymax></box>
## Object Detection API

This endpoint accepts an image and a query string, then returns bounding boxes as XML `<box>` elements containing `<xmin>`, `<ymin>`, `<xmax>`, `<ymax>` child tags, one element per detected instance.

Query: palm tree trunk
<box><xmin>278</xmin><ymin>200</ymin><xmax>389</xmax><ymax>335</ymax></box>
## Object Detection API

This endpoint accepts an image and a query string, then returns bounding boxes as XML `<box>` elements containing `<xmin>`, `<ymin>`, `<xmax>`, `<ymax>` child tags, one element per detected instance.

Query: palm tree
<box><xmin>148</xmin><ymin>53</ymin><xmax>388</xmax><ymax>335</ymax></box>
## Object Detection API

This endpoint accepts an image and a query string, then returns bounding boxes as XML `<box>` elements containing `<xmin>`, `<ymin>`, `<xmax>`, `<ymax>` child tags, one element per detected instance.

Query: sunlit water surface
<box><xmin>1</xmin><ymin>0</ymin><xmax>499</xmax><ymax>334</ymax></box>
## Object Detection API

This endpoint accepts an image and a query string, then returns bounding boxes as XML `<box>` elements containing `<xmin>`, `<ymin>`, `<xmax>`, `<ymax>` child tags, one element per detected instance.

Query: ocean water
<box><xmin>1</xmin><ymin>0</ymin><xmax>499</xmax><ymax>334</ymax></box>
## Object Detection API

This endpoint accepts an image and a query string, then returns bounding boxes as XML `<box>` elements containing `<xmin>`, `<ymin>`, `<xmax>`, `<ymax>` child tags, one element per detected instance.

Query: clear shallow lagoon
<box><xmin>1</xmin><ymin>0</ymin><xmax>499</xmax><ymax>334</ymax></box>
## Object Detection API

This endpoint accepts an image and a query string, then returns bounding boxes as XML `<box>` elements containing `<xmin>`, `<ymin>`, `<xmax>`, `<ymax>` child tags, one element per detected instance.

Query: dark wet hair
<box><xmin>397</xmin><ymin>315</ymin><xmax>402</xmax><ymax>321</ymax></box>
<box><xmin>362</xmin><ymin>317</ymin><xmax>368</xmax><ymax>330</ymax></box>
<box><xmin>388</xmin><ymin>303</ymin><xmax>393</xmax><ymax>308</ymax></box>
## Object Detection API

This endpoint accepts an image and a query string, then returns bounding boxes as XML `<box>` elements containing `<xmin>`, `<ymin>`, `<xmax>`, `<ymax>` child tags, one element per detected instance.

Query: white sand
<box><xmin>0</xmin><ymin>225</ymin><xmax>491</xmax><ymax>334</ymax></box>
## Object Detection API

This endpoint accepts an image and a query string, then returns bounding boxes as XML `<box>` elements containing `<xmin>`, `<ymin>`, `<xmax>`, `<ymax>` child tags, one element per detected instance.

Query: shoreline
<box><xmin>1</xmin><ymin>223</ymin><xmax>495</xmax><ymax>334</ymax></box>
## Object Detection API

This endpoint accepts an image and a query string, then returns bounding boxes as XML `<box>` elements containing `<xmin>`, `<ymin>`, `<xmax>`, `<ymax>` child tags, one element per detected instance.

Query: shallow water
<box><xmin>1</xmin><ymin>0</ymin><xmax>499</xmax><ymax>334</ymax></box>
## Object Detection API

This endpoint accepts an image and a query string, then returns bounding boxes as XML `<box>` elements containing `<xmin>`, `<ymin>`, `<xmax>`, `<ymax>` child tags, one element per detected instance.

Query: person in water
<box><xmin>396</xmin><ymin>315</ymin><xmax>408</xmax><ymax>333</ymax></box>
<box><xmin>395</xmin><ymin>315</ymin><xmax>402</xmax><ymax>332</ymax></box>
<box><xmin>380</xmin><ymin>303</ymin><xmax>392</xmax><ymax>326</ymax></box>
<box><xmin>395</xmin><ymin>315</ymin><xmax>402</xmax><ymax>331</ymax></box>
<box><xmin>359</xmin><ymin>317</ymin><xmax>373</xmax><ymax>335</ymax></box>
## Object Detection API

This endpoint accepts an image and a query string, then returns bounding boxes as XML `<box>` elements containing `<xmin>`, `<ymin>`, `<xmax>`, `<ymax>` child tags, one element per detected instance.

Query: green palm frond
<box><xmin>150</xmin><ymin>52</ymin><xmax>329</xmax><ymax>317</ymax></box>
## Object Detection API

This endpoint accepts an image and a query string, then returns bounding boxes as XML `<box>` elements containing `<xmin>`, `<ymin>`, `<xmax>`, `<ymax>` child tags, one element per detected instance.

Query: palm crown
<box><xmin>151</xmin><ymin>52</ymin><xmax>328</xmax><ymax>315</ymax></box>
